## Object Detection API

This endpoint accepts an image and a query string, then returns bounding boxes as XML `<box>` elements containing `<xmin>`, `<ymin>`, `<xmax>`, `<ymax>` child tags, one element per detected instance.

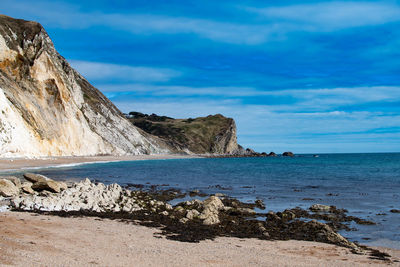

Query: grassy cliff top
<box><xmin>126</xmin><ymin>112</ymin><xmax>237</xmax><ymax>154</ymax></box>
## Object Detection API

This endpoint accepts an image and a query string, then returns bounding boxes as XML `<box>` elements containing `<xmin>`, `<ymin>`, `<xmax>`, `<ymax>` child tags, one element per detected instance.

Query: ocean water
<box><xmin>11</xmin><ymin>153</ymin><xmax>400</xmax><ymax>249</ymax></box>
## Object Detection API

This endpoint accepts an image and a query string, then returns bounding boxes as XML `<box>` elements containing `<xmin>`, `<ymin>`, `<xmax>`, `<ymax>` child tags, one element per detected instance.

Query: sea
<box><xmin>8</xmin><ymin>153</ymin><xmax>400</xmax><ymax>249</ymax></box>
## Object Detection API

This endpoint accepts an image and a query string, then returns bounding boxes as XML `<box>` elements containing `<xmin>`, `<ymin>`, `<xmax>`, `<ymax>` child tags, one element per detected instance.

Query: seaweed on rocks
<box><xmin>8</xmin><ymin>178</ymin><xmax>392</xmax><ymax>262</ymax></box>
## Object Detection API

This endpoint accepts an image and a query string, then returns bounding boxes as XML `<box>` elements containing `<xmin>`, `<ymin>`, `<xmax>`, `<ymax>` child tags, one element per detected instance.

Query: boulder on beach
<box><xmin>23</xmin><ymin>173</ymin><xmax>51</xmax><ymax>183</ymax></box>
<box><xmin>23</xmin><ymin>173</ymin><xmax>67</xmax><ymax>193</ymax></box>
<box><xmin>1</xmin><ymin>176</ymin><xmax>22</xmax><ymax>188</ymax></box>
<box><xmin>31</xmin><ymin>180</ymin><xmax>66</xmax><ymax>193</ymax></box>
<box><xmin>21</xmin><ymin>182</ymin><xmax>35</xmax><ymax>194</ymax></box>
<box><xmin>305</xmin><ymin>220</ymin><xmax>357</xmax><ymax>249</ymax></box>
<box><xmin>0</xmin><ymin>178</ymin><xmax>19</xmax><ymax>197</ymax></box>
<box><xmin>199</xmin><ymin>196</ymin><xmax>224</xmax><ymax>225</ymax></box>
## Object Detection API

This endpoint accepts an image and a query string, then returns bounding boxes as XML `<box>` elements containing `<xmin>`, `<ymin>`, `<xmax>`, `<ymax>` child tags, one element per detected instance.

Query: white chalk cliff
<box><xmin>0</xmin><ymin>15</ymin><xmax>167</xmax><ymax>157</ymax></box>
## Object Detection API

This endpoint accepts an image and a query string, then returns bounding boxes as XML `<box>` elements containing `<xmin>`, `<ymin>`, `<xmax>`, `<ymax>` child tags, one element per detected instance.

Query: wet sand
<box><xmin>1</xmin><ymin>211</ymin><xmax>399</xmax><ymax>266</ymax></box>
<box><xmin>0</xmin><ymin>154</ymin><xmax>200</xmax><ymax>172</ymax></box>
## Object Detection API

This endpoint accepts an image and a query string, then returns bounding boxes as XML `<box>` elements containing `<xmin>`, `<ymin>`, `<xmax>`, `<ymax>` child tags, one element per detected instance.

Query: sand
<box><xmin>0</xmin><ymin>154</ymin><xmax>200</xmax><ymax>172</ymax></box>
<box><xmin>0</xmin><ymin>211</ymin><xmax>399</xmax><ymax>266</ymax></box>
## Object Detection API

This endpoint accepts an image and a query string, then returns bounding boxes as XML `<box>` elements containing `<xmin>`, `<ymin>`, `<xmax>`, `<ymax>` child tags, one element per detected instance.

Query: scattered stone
<box><xmin>255</xmin><ymin>199</ymin><xmax>265</xmax><ymax>209</ymax></box>
<box><xmin>186</xmin><ymin>209</ymin><xmax>200</xmax><ymax>220</ymax></box>
<box><xmin>6</xmin><ymin>177</ymin><xmax>386</xmax><ymax>259</ymax></box>
<box><xmin>310</xmin><ymin>204</ymin><xmax>331</xmax><ymax>212</ymax></box>
<box><xmin>238</xmin><ymin>208</ymin><xmax>256</xmax><ymax>215</ymax></box>
<box><xmin>0</xmin><ymin>179</ymin><xmax>19</xmax><ymax>197</ymax></box>
<box><xmin>160</xmin><ymin>211</ymin><xmax>169</xmax><ymax>216</ymax></box>
<box><xmin>179</xmin><ymin>218</ymin><xmax>189</xmax><ymax>224</ymax></box>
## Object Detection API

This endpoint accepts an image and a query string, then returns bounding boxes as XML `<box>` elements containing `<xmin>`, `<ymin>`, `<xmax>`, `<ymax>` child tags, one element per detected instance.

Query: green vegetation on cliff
<box><xmin>126</xmin><ymin>112</ymin><xmax>239</xmax><ymax>154</ymax></box>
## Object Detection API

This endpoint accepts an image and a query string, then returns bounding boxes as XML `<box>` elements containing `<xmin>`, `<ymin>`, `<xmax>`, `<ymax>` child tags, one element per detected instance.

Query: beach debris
<box><xmin>0</xmin><ymin>178</ymin><xmax>19</xmax><ymax>197</ymax></box>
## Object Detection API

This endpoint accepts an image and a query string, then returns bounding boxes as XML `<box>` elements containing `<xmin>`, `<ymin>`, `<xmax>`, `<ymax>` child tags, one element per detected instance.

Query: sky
<box><xmin>1</xmin><ymin>0</ymin><xmax>400</xmax><ymax>153</ymax></box>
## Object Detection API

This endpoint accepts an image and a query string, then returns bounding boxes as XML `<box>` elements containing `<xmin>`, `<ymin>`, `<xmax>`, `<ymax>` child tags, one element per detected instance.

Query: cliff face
<box><xmin>127</xmin><ymin>112</ymin><xmax>240</xmax><ymax>154</ymax></box>
<box><xmin>0</xmin><ymin>15</ymin><xmax>166</xmax><ymax>157</ymax></box>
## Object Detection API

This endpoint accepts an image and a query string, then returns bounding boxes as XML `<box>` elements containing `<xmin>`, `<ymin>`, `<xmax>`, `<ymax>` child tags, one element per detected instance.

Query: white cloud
<box><xmin>4</xmin><ymin>0</ymin><xmax>400</xmax><ymax>45</ymax></box>
<box><xmin>247</xmin><ymin>1</ymin><xmax>400</xmax><ymax>31</ymax></box>
<box><xmin>102</xmin><ymin>84</ymin><xmax>400</xmax><ymax>112</ymax></box>
<box><xmin>252</xmin><ymin>86</ymin><xmax>400</xmax><ymax>112</ymax></box>
<box><xmin>69</xmin><ymin>60</ymin><xmax>180</xmax><ymax>82</ymax></box>
<box><xmin>103</xmin><ymin>14</ymin><xmax>273</xmax><ymax>45</ymax></box>
<box><xmin>98</xmin><ymin>83</ymin><xmax>258</xmax><ymax>96</ymax></box>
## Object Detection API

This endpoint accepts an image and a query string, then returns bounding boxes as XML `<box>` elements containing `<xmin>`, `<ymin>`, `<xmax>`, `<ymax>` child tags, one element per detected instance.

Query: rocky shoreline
<box><xmin>0</xmin><ymin>174</ymin><xmax>394</xmax><ymax>262</ymax></box>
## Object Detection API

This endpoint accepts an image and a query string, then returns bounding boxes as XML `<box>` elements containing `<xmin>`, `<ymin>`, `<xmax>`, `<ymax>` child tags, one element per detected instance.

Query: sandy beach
<box><xmin>0</xmin><ymin>154</ymin><xmax>200</xmax><ymax>172</ymax></box>
<box><xmin>1</xmin><ymin>211</ymin><xmax>399</xmax><ymax>266</ymax></box>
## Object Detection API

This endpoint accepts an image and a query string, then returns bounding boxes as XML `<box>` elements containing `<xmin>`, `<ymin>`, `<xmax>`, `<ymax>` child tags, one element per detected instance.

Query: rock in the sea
<box><xmin>255</xmin><ymin>199</ymin><xmax>265</xmax><ymax>209</ymax></box>
<box><xmin>390</xmin><ymin>209</ymin><xmax>400</xmax><ymax>213</ymax></box>
<box><xmin>281</xmin><ymin>210</ymin><xmax>296</xmax><ymax>221</ymax></box>
<box><xmin>0</xmin><ymin>179</ymin><xmax>19</xmax><ymax>197</ymax></box>
<box><xmin>199</xmin><ymin>196</ymin><xmax>224</xmax><ymax>225</ymax></box>
<box><xmin>310</xmin><ymin>204</ymin><xmax>331</xmax><ymax>212</ymax></box>
<box><xmin>238</xmin><ymin>208</ymin><xmax>256</xmax><ymax>215</ymax></box>
<box><xmin>268</xmin><ymin>152</ymin><xmax>277</xmax><ymax>157</ymax></box>
<box><xmin>282</xmin><ymin>151</ymin><xmax>294</xmax><ymax>157</ymax></box>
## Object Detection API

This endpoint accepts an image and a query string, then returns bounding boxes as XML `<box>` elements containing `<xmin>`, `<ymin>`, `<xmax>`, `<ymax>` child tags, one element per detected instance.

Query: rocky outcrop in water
<box><xmin>0</xmin><ymin>15</ymin><xmax>167</xmax><ymax>157</ymax></box>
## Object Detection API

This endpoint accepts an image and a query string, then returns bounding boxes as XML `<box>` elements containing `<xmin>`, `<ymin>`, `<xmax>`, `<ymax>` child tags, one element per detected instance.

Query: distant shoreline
<box><xmin>0</xmin><ymin>154</ymin><xmax>202</xmax><ymax>173</ymax></box>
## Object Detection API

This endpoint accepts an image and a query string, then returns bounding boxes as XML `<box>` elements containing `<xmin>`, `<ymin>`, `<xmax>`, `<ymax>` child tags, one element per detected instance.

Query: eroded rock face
<box><xmin>0</xmin><ymin>15</ymin><xmax>167</xmax><ymax>157</ymax></box>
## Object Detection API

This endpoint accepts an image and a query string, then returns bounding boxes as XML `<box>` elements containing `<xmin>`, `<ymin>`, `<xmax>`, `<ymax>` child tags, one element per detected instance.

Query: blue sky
<box><xmin>2</xmin><ymin>0</ymin><xmax>400</xmax><ymax>153</ymax></box>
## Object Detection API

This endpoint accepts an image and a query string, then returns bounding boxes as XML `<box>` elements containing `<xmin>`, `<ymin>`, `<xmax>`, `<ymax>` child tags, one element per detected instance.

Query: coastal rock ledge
<box><xmin>3</xmin><ymin>174</ymin><xmax>395</xmax><ymax>261</ymax></box>
<box><xmin>4</xmin><ymin>174</ymin><xmax>363</xmax><ymax>250</ymax></box>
